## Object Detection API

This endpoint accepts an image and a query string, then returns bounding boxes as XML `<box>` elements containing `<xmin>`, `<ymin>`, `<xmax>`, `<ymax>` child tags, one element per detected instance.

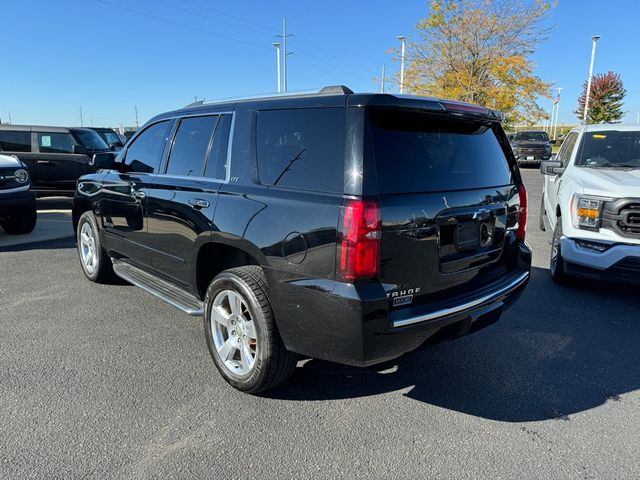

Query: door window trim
<box><xmin>159</xmin><ymin>111</ymin><xmax>235</xmax><ymax>184</ymax></box>
<box><xmin>118</xmin><ymin>119</ymin><xmax>175</xmax><ymax>175</ymax></box>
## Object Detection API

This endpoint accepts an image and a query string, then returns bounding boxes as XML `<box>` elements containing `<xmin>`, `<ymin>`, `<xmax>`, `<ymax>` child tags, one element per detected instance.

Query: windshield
<box><xmin>578</xmin><ymin>130</ymin><xmax>640</xmax><ymax>168</ymax></box>
<box><xmin>72</xmin><ymin>129</ymin><xmax>109</xmax><ymax>151</ymax></box>
<box><xmin>514</xmin><ymin>131</ymin><xmax>548</xmax><ymax>142</ymax></box>
<box><xmin>369</xmin><ymin>110</ymin><xmax>512</xmax><ymax>194</ymax></box>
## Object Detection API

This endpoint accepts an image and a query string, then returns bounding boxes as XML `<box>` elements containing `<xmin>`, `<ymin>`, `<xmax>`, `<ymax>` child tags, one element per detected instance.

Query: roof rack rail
<box><xmin>180</xmin><ymin>86</ymin><xmax>354</xmax><ymax>110</ymax></box>
<box><xmin>318</xmin><ymin>85</ymin><xmax>353</xmax><ymax>95</ymax></box>
<box><xmin>184</xmin><ymin>100</ymin><xmax>204</xmax><ymax>108</ymax></box>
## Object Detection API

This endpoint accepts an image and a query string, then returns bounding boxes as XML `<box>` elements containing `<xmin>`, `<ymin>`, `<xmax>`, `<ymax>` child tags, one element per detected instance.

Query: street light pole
<box><xmin>553</xmin><ymin>87</ymin><xmax>563</xmax><ymax>140</ymax></box>
<box><xmin>273</xmin><ymin>42</ymin><xmax>281</xmax><ymax>93</ymax></box>
<box><xmin>583</xmin><ymin>35</ymin><xmax>601</xmax><ymax>124</ymax></box>
<box><xmin>381</xmin><ymin>64</ymin><xmax>385</xmax><ymax>93</ymax></box>
<box><xmin>397</xmin><ymin>35</ymin><xmax>406</xmax><ymax>94</ymax></box>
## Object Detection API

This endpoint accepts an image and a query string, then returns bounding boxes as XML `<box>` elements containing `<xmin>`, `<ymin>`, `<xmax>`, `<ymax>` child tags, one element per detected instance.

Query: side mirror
<box><xmin>549</xmin><ymin>139</ymin><xmax>556</xmax><ymax>145</ymax></box>
<box><xmin>540</xmin><ymin>160</ymin><xmax>564</xmax><ymax>176</ymax></box>
<box><xmin>109</xmin><ymin>141</ymin><xmax>124</xmax><ymax>151</ymax></box>
<box><xmin>73</xmin><ymin>144</ymin><xmax>89</xmax><ymax>155</ymax></box>
<box><xmin>90</xmin><ymin>152</ymin><xmax>117</xmax><ymax>170</ymax></box>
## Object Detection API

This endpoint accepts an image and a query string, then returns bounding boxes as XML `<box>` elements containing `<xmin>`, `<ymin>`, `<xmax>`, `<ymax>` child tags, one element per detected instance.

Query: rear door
<box><xmin>146</xmin><ymin>113</ymin><xmax>232</xmax><ymax>291</ymax></box>
<box><xmin>367</xmin><ymin>109</ymin><xmax>523</xmax><ymax>311</ymax></box>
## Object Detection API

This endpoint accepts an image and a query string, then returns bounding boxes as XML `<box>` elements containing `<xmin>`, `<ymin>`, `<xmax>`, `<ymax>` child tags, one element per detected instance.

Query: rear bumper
<box><xmin>267</xmin><ymin>244</ymin><xmax>532</xmax><ymax>367</ymax></box>
<box><xmin>0</xmin><ymin>189</ymin><xmax>36</xmax><ymax>215</ymax></box>
<box><xmin>561</xmin><ymin>237</ymin><xmax>640</xmax><ymax>284</ymax></box>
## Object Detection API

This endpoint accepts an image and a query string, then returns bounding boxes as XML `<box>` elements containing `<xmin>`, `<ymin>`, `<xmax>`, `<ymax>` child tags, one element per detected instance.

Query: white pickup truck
<box><xmin>540</xmin><ymin>125</ymin><xmax>640</xmax><ymax>284</ymax></box>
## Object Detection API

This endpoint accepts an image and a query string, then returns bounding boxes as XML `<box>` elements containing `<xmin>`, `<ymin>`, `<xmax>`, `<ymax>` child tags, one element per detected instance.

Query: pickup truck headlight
<box><xmin>14</xmin><ymin>168</ymin><xmax>29</xmax><ymax>184</ymax></box>
<box><xmin>570</xmin><ymin>194</ymin><xmax>609</xmax><ymax>230</ymax></box>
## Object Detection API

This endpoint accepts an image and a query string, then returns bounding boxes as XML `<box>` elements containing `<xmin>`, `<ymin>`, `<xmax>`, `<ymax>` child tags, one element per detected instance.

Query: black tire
<box><xmin>550</xmin><ymin>219</ymin><xmax>570</xmax><ymax>284</ymax></box>
<box><xmin>76</xmin><ymin>211</ymin><xmax>116</xmax><ymax>283</ymax></box>
<box><xmin>204</xmin><ymin>266</ymin><xmax>298</xmax><ymax>393</ymax></box>
<box><xmin>0</xmin><ymin>204</ymin><xmax>37</xmax><ymax>235</ymax></box>
<box><xmin>539</xmin><ymin>195</ymin><xmax>546</xmax><ymax>231</ymax></box>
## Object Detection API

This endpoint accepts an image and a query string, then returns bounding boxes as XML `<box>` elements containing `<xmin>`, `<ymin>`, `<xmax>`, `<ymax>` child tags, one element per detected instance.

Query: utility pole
<box><xmin>397</xmin><ymin>35</ymin><xmax>406</xmax><ymax>94</ymax></box>
<box><xmin>8</xmin><ymin>113</ymin><xmax>11</xmax><ymax>124</ymax></box>
<box><xmin>583</xmin><ymin>35</ymin><xmax>601</xmax><ymax>124</ymax></box>
<box><xmin>273</xmin><ymin>42</ymin><xmax>281</xmax><ymax>93</ymax></box>
<box><xmin>134</xmin><ymin>105</ymin><xmax>139</xmax><ymax>129</ymax></box>
<box><xmin>282</xmin><ymin>17</ymin><xmax>293</xmax><ymax>93</ymax></box>
<box><xmin>79</xmin><ymin>106</ymin><xmax>84</xmax><ymax>127</ymax></box>
<box><xmin>381</xmin><ymin>65</ymin><xmax>386</xmax><ymax>93</ymax></box>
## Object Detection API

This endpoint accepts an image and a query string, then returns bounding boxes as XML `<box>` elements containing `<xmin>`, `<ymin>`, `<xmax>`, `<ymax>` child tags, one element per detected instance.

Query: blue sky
<box><xmin>1</xmin><ymin>0</ymin><xmax>638</xmax><ymax>127</ymax></box>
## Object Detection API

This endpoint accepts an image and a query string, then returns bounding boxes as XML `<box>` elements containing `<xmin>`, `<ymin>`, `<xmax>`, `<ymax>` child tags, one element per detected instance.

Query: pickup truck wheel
<box><xmin>550</xmin><ymin>220</ymin><xmax>569</xmax><ymax>283</ymax></box>
<box><xmin>539</xmin><ymin>196</ymin><xmax>546</xmax><ymax>231</ymax></box>
<box><xmin>0</xmin><ymin>204</ymin><xmax>37</xmax><ymax>235</ymax></box>
<box><xmin>77</xmin><ymin>211</ymin><xmax>115</xmax><ymax>283</ymax></box>
<box><xmin>204</xmin><ymin>266</ymin><xmax>298</xmax><ymax>393</ymax></box>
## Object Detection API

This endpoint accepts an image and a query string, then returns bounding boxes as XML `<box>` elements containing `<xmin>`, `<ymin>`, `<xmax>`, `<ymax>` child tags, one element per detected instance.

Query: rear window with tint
<box><xmin>257</xmin><ymin>108</ymin><xmax>345</xmax><ymax>193</ymax></box>
<box><xmin>369</xmin><ymin>110</ymin><xmax>512</xmax><ymax>194</ymax></box>
<box><xmin>0</xmin><ymin>130</ymin><xmax>31</xmax><ymax>152</ymax></box>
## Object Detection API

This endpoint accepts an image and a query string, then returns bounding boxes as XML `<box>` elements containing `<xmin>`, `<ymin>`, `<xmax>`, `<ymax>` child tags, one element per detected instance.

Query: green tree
<box><xmin>400</xmin><ymin>0</ymin><xmax>554</xmax><ymax>125</ymax></box>
<box><xmin>575</xmin><ymin>71</ymin><xmax>626</xmax><ymax>124</ymax></box>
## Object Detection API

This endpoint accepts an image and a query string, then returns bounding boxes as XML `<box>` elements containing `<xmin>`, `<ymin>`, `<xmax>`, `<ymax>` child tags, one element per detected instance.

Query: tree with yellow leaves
<box><xmin>401</xmin><ymin>0</ymin><xmax>554</xmax><ymax>125</ymax></box>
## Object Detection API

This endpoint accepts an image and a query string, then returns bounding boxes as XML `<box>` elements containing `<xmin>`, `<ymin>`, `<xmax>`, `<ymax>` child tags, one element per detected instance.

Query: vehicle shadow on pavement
<box><xmin>0</xmin><ymin>235</ymin><xmax>76</xmax><ymax>253</ymax></box>
<box><xmin>267</xmin><ymin>267</ymin><xmax>640</xmax><ymax>422</ymax></box>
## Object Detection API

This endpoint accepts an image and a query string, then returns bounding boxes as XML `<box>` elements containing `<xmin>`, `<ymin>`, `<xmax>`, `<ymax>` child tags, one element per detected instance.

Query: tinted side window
<box><xmin>369</xmin><ymin>109</ymin><xmax>512</xmax><ymax>194</ymax></box>
<box><xmin>557</xmin><ymin>132</ymin><xmax>578</xmax><ymax>168</ymax></box>
<box><xmin>124</xmin><ymin>121</ymin><xmax>171</xmax><ymax>173</ymax></box>
<box><xmin>257</xmin><ymin>108</ymin><xmax>345</xmax><ymax>193</ymax></box>
<box><xmin>38</xmin><ymin>132</ymin><xmax>74</xmax><ymax>154</ymax></box>
<box><xmin>204</xmin><ymin>114</ymin><xmax>232</xmax><ymax>180</ymax></box>
<box><xmin>0</xmin><ymin>131</ymin><xmax>31</xmax><ymax>152</ymax></box>
<box><xmin>166</xmin><ymin>116</ymin><xmax>218</xmax><ymax>177</ymax></box>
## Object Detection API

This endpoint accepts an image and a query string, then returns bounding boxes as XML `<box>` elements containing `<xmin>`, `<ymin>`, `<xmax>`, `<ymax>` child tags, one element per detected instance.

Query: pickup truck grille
<box><xmin>516</xmin><ymin>147</ymin><xmax>546</xmax><ymax>155</ymax></box>
<box><xmin>618</xmin><ymin>204</ymin><xmax>640</xmax><ymax>235</ymax></box>
<box><xmin>603</xmin><ymin>200</ymin><xmax>640</xmax><ymax>238</ymax></box>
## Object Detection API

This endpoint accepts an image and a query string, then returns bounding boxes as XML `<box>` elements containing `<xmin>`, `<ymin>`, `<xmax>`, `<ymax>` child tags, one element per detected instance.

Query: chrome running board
<box><xmin>112</xmin><ymin>259</ymin><xmax>204</xmax><ymax>316</ymax></box>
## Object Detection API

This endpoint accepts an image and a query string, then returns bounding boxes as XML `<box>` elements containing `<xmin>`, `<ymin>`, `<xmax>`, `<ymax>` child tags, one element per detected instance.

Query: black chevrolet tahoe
<box><xmin>72</xmin><ymin>86</ymin><xmax>531</xmax><ymax>393</ymax></box>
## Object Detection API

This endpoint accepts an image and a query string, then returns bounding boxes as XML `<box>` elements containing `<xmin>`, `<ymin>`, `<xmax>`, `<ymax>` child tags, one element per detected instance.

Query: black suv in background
<box><xmin>0</xmin><ymin>125</ymin><xmax>111</xmax><ymax>195</ymax></box>
<box><xmin>89</xmin><ymin>127</ymin><xmax>125</xmax><ymax>151</ymax></box>
<box><xmin>510</xmin><ymin>130</ymin><xmax>554</xmax><ymax>167</ymax></box>
<box><xmin>73</xmin><ymin>86</ymin><xmax>531</xmax><ymax>393</ymax></box>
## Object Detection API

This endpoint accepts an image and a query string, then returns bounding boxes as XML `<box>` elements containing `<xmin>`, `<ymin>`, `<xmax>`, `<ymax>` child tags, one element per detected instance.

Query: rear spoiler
<box><xmin>349</xmin><ymin>94</ymin><xmax>504</xmax><ymax>122</ymax></box>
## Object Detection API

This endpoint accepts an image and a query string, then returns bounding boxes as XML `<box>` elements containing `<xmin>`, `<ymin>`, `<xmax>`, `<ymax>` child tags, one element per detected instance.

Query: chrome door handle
<box><xmin>132</xmin><ymin>190</ymin><xmax>146</xmax><ymax>199</ymax></box>
<box><xmin>189</xmin><ymin>198</ymin><xmax>210</xmax><ymax>209</ymax></box>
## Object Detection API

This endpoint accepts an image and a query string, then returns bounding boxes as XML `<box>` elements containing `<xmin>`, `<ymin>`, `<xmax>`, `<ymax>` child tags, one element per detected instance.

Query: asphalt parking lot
<box><xmin>1</xmin><ymin>169</ymin><xmax>639</xmax><ymax>479</ymax></box>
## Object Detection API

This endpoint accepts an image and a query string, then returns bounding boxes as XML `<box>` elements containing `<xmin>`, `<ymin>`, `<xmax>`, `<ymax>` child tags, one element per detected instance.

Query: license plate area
<box><xmin>453</xmin><ymin>221</ymin><xmax>479</xmax><ymax>251</ymax></box>
<box><xmin>437</xmin><ymin>205</ymin><xmax>507</xmax><ymax>274</ymax></box>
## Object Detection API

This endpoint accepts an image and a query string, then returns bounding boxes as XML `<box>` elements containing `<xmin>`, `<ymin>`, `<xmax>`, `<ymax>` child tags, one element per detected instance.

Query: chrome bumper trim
<box><xmin>392</xmin><ymin>271</ymin><xmax>529</xmax><ymax>328</ymax></box>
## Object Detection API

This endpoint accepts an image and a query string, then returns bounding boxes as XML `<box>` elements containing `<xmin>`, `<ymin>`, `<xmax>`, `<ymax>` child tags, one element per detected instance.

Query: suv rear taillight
<box><xmin>338</xmin><ymin>199</ymin><xmax>381</xmax><ymax>281</ymax></box>
<box><xmin>517</xmin><ymin>184</ymin><xmax>527</xmax><ymax>241</ymax></box>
